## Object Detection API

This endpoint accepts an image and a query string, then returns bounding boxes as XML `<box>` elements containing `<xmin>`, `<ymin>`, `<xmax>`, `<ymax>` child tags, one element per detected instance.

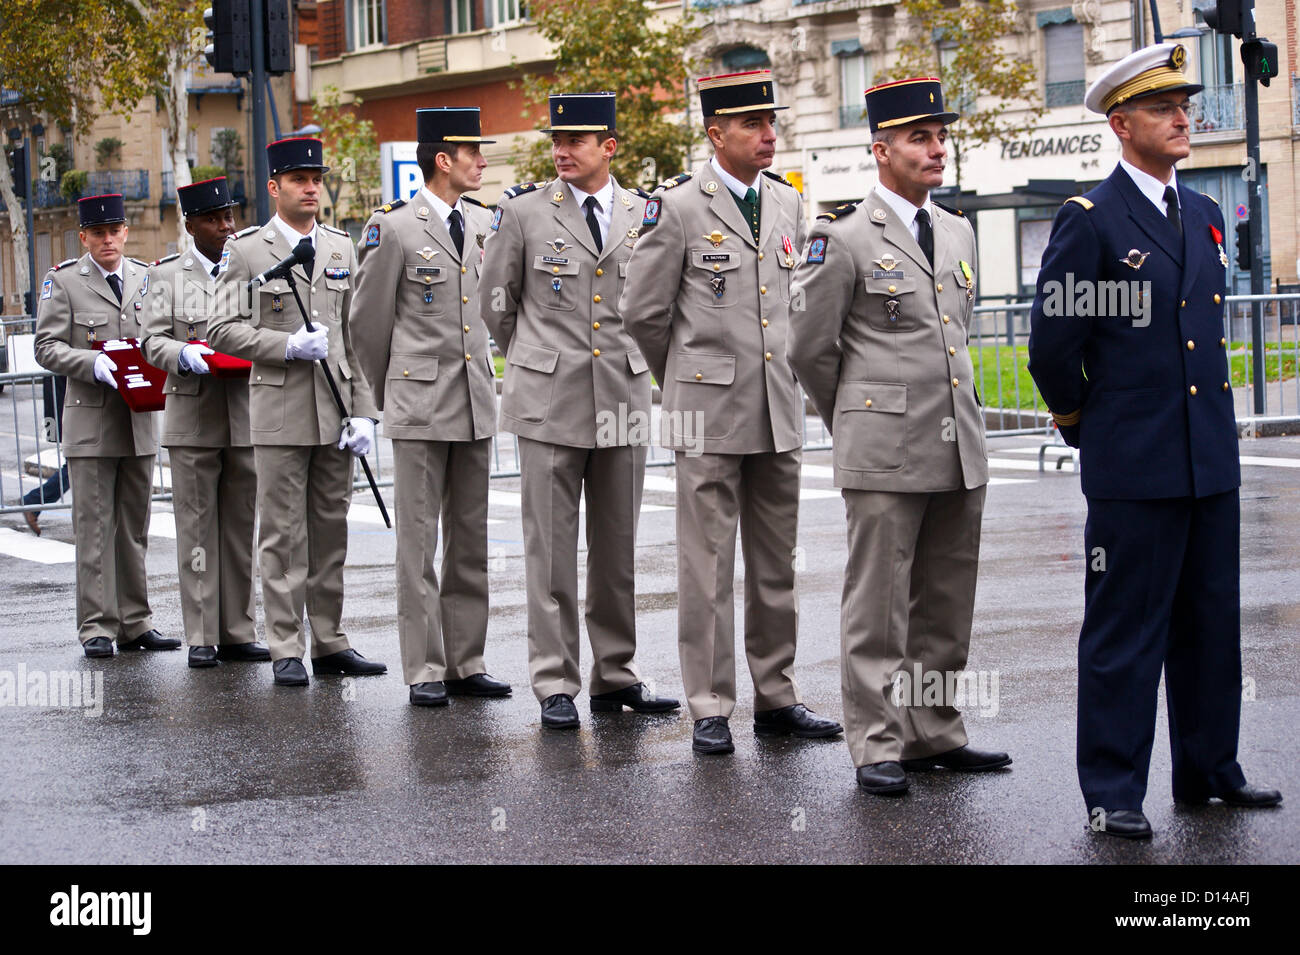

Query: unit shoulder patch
<box><xmin>933</xmin><ymin>201</ymin><xmax>964</xmax><ymax>217</ymax></box>
<box><xmin>816</xmin><ymin>201</ymin><xmax>860</xmax><ymax>223</ymax></box>
<box><xmin>641</xmin><ymin>196</ymin><xmax>663</xmax><ymax>229</ymax></box>
<box><xmin>805</xmin><ymin>236</ymin><xmax>828</xmax><ymax>264</ymax></box>
<box><xmin>1064</xmin><ymin>196</ymin><xmax>1095</xmax><ymax>211</ymax></box>
<box><xmin>51</xmin><ymin>258</ymin><xmax>78</xmax><ymax>272</ymax></box>
<box><xmin>657</xmin><ymin>172</ymin><xmax>693</xmax><ymax>192</ymax></box>
<box><xmin>152</xmin><ymin>252</ymin><xmax>181</xmax><ymax>266</ymax></box>
<box><xmin>375</xmin><ymin>198</ymin><xmax>407</xmax><ymax>214</ymax></box>
<box><xmin>762</xmin><ymin>170</ymin><xmax>795</xmax><ymax>187</ymax></box>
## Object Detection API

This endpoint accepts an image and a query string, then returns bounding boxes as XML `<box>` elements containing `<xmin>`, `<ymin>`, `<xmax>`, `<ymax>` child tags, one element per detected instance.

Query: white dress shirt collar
<box><xmin>566</xmin><ymin>177</ymin><xmax>614</xmax><ymax>244</ymax></box>
<box><xmin>420</xmin><ymin>186</ymin><xmax>463</xmax><ymax>229</ymax></box>
<box><xmin>92</xmin><ymin>257</ymin><xmax>124</xmax><ymax>283</ymax></box>
<box><xmin>710</xmin><ymin>155</ymin><xmax>761</xmax><ymax>200</ymax></box>
<box><xmin>1119</xmin><ymin>158</ymin><xmax>1178</xmax><ymax>216</ymax></box>
<box><xmin>190</xmin><ymin>246</ymin><xmax>221</xmax><ymax>279</ymax></box>
<box><xmin>874</xmin><ymin>183</ymin><xmax>935</xmax><ymax>242</ymax></box>
<box><xmin>271</xmin><ymin>214</ymin><xmax>317</xmax><ymax>252</ymax></box>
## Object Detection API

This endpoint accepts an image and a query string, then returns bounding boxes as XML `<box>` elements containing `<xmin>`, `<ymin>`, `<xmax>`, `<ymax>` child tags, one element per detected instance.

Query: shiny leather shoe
<box><xmin>856</xmin><ymin>761</ymin><xmax>910</xmax><ymax>795</ymax></box>
<box><xmin>119</xmin><ymin>629</ymin><xmax>182</xmax><ymax>651</ymax></box>
<box><xmin>445</xmin><ymin>673</ymin><xmax>512</xmax><ymax>697</ymax></box>
<box><xmin>541</xmin><ymin>693</ymin><xmax>579</xmax><ymax>729</ymax></box>
<box><xmin>188</xmin><ymin>646</ymin><xmax>219</xmax><ymax>668</ymax></box>
<box><xmin>272</xmin><ymin>658</ymin><xmax>309</xmax><ymax>686</ymax></box>
<box><xmin>591</xmin><ymin>682</ymin><xmax>680</xmax><ymax>713</ymax></box>
<box><xmin>753</xmin><ymin>703</ymin><xmax>843</xmax><ymax>738</ymax></box>
<box><xmin>215</xmin><ymin>642</ymin><xmax>271</xmax><ymax>662</ymax></box>
<box><xmin>901</xmin><ymin>744</ymin><xmax>1012</xmax><ymax>772</ymax></box>
<box><xmin>82</xmin><ymin>636</ymin><xmax>114</xmax><ymax>659</ymax></box>
<box><xmin>1093</xmin><ymin>809</ymin><xmax>1152</xmax><ymax>840</ymax></box>
<box><xmin>692</xmin><ymin>717</ymin><xmax>734</xmax><ymax>754</ymax></box>
<box><xmin>1177</xmin><ymin>783</ymin><xmax>1282</xmax><ymax>807</ymax></box>
<box><xmin>311</xmin><ymin>648</ymin><xmax>387</xmax><ymax>676</ymax></box>
<box><xmin>410</xmin><ymin>682</ymin><xmax>449</xmax><ymax>707</ymax></box>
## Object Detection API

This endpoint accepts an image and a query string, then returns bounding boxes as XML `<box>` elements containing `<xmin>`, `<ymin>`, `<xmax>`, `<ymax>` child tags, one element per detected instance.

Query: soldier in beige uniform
<box><xmin>479</xmin><ymin>92</ymin><xmax>678</xmax><ymax>728</ymax></box>
<box><xmin>352</xmin><ymin>107</ymin><xmax>510</xmax><ymax>707</ymax></box>
<box><xmin>209</xmin><ymin>137</ymin><xmax>387</xmax><ymax>686</ymax></box>
<box><xmin>142</xmin><ymin>177</ymin><xmax>269</xmax><ymax>669</ymax></box>
<box><xmin>620</xmin><ymin>72</ymin><xmax>841</xmax><ymax>754</ymax></box>
<box><xmin>34</xmin><ymin>194</ymin><xmax>178</xmax><ymax>658</ymax></box>
<box><xmin>788</xmin><ymin>79</ymin><xmax>1010</xmax><ymax>794</ymax></box>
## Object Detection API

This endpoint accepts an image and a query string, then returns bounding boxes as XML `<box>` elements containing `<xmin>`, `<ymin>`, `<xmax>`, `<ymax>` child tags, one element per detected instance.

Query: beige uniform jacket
<box><xmin>208</xmin><ymin>221</ymin><xmax>377</xmax><ymax>444</ymax></box>
<box><xmin>141</xmin><ymin>251</ymin><xmax>251</xmax><ymax>448</ymax></box>
<box><xmin>788</xmin><ymin>190</ymin><xmax>988</xmax><ymax>492</ymax></box>
<box><xmin>618</xmin><ymin>163</ymin><xmax>807</xmax><ymax>455</ymax></box>
<box><xmin>34</xmin><ymin>253</ymin><xmax>159</xmax><ymax>457</ymax></box>
<box><xmin>350</xmin><ymin>197</ymin><xmax>496</xmax><ymax>442</ymax></box>
<box><xmin>479</xmin><ymin>176</ymin><xmax>651</xmax><ymax>448</ymax></box>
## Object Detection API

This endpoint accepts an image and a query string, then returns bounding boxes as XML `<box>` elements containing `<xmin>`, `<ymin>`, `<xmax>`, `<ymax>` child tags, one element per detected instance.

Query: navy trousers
<box><xmin>1078</xmin><ymin>490</ymin><xmax>1247</xmax><ymax>811</ymax></box>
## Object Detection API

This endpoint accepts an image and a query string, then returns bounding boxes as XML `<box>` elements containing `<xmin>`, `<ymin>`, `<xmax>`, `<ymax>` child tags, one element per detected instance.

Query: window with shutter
<box><xmin>1044</xmin><ymin>22</ymin><xmax>1085</xmax><ymax>107</ymax></box>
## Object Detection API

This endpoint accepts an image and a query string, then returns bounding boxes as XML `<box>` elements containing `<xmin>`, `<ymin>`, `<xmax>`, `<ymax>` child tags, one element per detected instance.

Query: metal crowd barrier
<box><xmin>5</xmin><ymin>292</ymin><xmax>1300</xmax><ymax>516</ymax></box>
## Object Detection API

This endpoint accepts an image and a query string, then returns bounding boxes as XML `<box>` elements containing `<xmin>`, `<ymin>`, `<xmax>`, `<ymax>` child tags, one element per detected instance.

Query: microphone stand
<box><xmin>281</xmin><ymin>268</ymin><xmax>391</xmax><ymax>528</ymax></box>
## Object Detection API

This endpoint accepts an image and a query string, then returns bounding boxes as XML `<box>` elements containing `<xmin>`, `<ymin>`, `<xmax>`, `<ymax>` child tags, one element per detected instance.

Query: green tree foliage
<box><xmin>515</xmin><ymin>0</ymin><xmax>704</xmax><ymax>190</ymax></box>
<box><xmin>312</xmin><ymin>84</ymin><xmax>382</xmax><ymax>227</ymax></box>
<box><xmin>879</xmin><ymin>0</ymin><xmax>1045</xmax><ymax>189</ymax></box>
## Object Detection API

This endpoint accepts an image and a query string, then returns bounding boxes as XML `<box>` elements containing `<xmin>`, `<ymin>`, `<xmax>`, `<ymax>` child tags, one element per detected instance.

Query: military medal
<box><xmin>782</xmin><ymin>234</ymin><xmax>794</xmax><ymax>267</ymax></box>
<box><xmin>418</xmin><ymin>247</ymin><xmax>437</xmax><ymax>260</ymax></box>
<box><xmin>272</xmin><ymin>295</ymin><xmax>283</xmax><ymax>312</ymax></box>
<box><xmin>552</xmin><ymin>277</ymin><xmax>563</xmax><ymax>295</ymax></box>
<box><xmin>1210</xmin><ymin>225</ymin><xmax>1229</xmax><ymax>268</ymax></box>
<box><xmin>960</xmin><ymin>260</ymin><xmax>974</xmax><ymax>303</ymax></box>
<box><xmin>711</xmin><ymin>275</ymin><xmax>726</xmax><ymax>299</ymax></box>
<box><xmin>885</xmin><ymin>298</ymin><xmax>901</xmax><ymax>323</ymax></box>
<box><xmin>475</xmin><ymin>233</ymin><xmax>485</xmax><ymax>249</ymax></box>
<box><xmin>1121</xmin><ymin>249</ymin><xmax>1150</xmax><ymax>270</ymax></box>
<box><xmin>424</xmin><ymin>288</ymin><xmax>434</xmax><ymax>304</ymax></box>
<box><xmin>550</xmin><ymin>238</ymin><xmax>567</xmax><ymax>253</ymax></box>
<box><xmin>704</xmin><ymin>230</ymin><xmax>727</xmax><ymax>248</ymax></box>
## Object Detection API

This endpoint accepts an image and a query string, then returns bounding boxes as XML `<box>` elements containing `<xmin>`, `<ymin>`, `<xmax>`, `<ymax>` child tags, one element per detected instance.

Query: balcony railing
<box><xmin>1045</xmin><ymin>80</ymin><xmax>1085</xmax><ymax>108</ymax></box>
<box><xmin>85</xmin><ymin>170</ymin><xmax>149</xmax><ymax>201</ymax></box>
<box><xmin>839</xmin><ymin>105</ymin><xmax>869</xmax><ymax>128</ymax></box>
<box><xmin>31</xmin><ymin>181</ymin><xmax>69</xmax><ymax>209</ymax></box>
<box><xmin>1191</xmin><ymin>83</ymin><xmax>1244</xmax><ymax>134</ymax></box>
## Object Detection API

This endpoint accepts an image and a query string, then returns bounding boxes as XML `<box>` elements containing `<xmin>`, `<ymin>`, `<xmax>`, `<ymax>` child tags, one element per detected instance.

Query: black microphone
<box><xmin>248</xmin><ymin>238</ymin><xmax>314</xmax><ymax>288</ymax></box>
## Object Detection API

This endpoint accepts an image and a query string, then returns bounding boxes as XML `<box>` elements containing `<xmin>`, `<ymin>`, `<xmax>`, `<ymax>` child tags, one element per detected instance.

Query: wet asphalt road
<box><xmin>1</xmin><ymin>435</ymin><xmax>1296</xmax><ymax>864</ymax></box>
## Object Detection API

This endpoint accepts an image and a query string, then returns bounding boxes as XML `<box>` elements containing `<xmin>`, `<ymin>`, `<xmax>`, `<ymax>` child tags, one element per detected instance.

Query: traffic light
<box><xmin>204</xmin><ymin>1</ymin><xmax>252</xmax><ymax>76</ymax></box>
<box><xmin>1241</xmin><ymin>39</ymin><xmax>1279</xmax><ymax>86</ymax></box>
<box><xmin>7</xmin><ymin>144</ymin><xmax>27</xmax><ymax>201</ymax></box>
<box><xmin>1203</xmin><ymin>0</ymin><xmax>1245</xmax><ymax>39</ymax></box>
<box><xmin>1235</xmin><ymin>221</ymin><xmax>1251</xmax><ymax>271</ymax></box>
<box><xmin>265</xmin><ymin>0</ymin><xmax>293</xmax><ymax>76</ymax></box>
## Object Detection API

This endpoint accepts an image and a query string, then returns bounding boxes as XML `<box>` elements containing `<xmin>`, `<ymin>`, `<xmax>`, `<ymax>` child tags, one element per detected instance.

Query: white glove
<box><xmin>93</xmin><ymin>352</ymin><xmax>118</xmax><ymax>389</ymax></box>
<box><xmin>284</xmin><ymin>324</ymin><xmax>329</xmax><ymax>362</ymax></box>
<box><xmin>338</xmin><ymin>417</ymin><xmax>375</xmax><ymax>456</ymax></box>
<box><xmin>179</xmin><ymin>342</ymin><xmax>214</xmax><ymax>375</ymax></box>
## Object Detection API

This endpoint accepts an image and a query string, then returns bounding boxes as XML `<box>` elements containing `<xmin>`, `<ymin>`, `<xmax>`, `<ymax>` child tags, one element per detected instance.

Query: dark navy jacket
<box><xmin>1028</xmin><ymin>165</ymin><xmax>1240</xmax><ymax>500</ymax></box>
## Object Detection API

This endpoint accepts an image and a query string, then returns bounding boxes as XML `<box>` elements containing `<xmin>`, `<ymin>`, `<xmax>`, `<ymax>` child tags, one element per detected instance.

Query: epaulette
<box><xmin>1064</xmin><ymin>196</ymin><xmax>1094</xmax><ymax>211</ymax></box>
<box><xmin>816</xmin><ymin>201</ymin><xmax>859</xmax><ymax>223</ymax></box>
<box><xmin>152</xmin><ymin>252</ymin><xmax>181</xmax><ymax>266</ymax></box>
<box><xmin>658</xmin><ymin>172</ymin><xmax>692</xmax><ymax>191</ymax></box>
<box><xmin>51</xmin><ymin>258</ymin><xmax>78</xmax><ymax>272</ymax></box>
<box><xmin>934</xmin><ymin>201</ymin><xmax>964</xmax><ymax>217</ymax></box>
<box><xmin>762</xmin><ymin>170</ymin><xmax>794</xmax><ymax>187</ymax></box>
<box><xmin>231</xmin><ymin>224</ymin><xmax>261</xmax><ymax>239</ymax></box>
<box><xmin>462</xmin><ymin>195</ymin><xmax>488</xmax><ymax>208</ymax></box>
<box><xmin>322</xmin><ymin>224</ymin><xmax>349</xmax><ymax>237</ymax></box>
<box><xmin>1202</xmin><ymin>193</ymin><xmax>1219</xmax><ymax>205</ymax></box>
<box><xmin>128</xmin><ymin>257</ymin><xmax>149</xmax><ymax>268</ymax></box>
<box><xmin>631</xmin><ymin>187</ymin><xmax>653</xmax><ymax>200</ymax></box>
<box><xmin>375</xmin><ymin>198</ymin><xmax>407</xmax><ymax>214</ymax></box>
<box><xmin>502</xmin><ymin>181</ymin><xmax>547</xmax><ymax>200</ymax></box>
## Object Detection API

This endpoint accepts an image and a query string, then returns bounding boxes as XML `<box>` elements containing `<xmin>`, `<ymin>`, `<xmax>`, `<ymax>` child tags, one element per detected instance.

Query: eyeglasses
<box><xmin>1125</xmin><ymin>100</ymin><xmax>1194</xmax><ymax>119</ymax></box>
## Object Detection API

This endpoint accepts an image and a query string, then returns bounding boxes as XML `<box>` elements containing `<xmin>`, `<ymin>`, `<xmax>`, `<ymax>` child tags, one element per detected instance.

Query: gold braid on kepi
<box><xmin>1084</xmin><ymin>43</ymin><xmax>1203</xmax><ymax>115</ymax></box>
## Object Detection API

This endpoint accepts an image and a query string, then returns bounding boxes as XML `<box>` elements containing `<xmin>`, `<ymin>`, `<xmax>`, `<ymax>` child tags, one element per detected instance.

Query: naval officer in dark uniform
<box><xmin>1028</xmin><ymin>43</ymin><xmax>1281</xmax><ymax>839</ymax></box>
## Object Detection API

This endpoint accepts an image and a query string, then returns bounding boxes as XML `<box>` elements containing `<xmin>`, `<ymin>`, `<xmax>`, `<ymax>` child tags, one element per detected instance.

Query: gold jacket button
<box><xmin>463</xmin><ymin>325</ymin><xmax>470</xmax><ymax>332</ymax></box>
<box><xmin>888</xmin><ymin>285</ymin><xmax>897</xmax><ymax>293</ymax></box>
<box><xmin>757</xmin><ymin>251</ymin><xmax>765</xmax><ymax>260</ymax></box>
<box><xmin>764</xmin><ymin>351</ymin><xmax>772</xmax><ymax>361</ymax></box>
<box><xmin>1186</xmin><ymin>340</ymin><xmax>1195</xmax><ymax>350</ymax></box>
<box><xmin>75</xmin><ymin>399</ymin><xmax>81</xmax><ymax>404</ymax></box>
<box><xmin>1180</xmin><ymin>299</ymin><xmax>1187</xmax><ymax>307</ymax></box>
<box><xmin>425</xmin><ymin>276</ymin><xmax>433</xmax><ymax>284</ymax></box>
<box><xmin>1189</xmin><ymin>385</ymin><xmax>1197</xmax><ymax>395</ymax></box>
<box><xmin>1220</xmin><ymin>337</ymin><xmax>1227</xmax><ymax>347</ymax></box>
<box><xmin>695</xmin><ymin>372</ymin><xmax>703</xmax><ymax>380</ymax></box>
<box><xmin>462</xmin><ymin>296</ymin><xmax>469</xmax><ymax>304</ymax></box>
<box><xmin>596</xmin><ymin>268</ymin><xmax>604</xmax><ymax>277</ymax></box>
<box><xmin>464</xmin><ymin>353</ymin><xmax>471</xmax><ymax>361</ymax></box>
<box><xmin>593</xmin><ymin>349</ymin><xmax>601</xmax><ymax>357</ymax></box>
<box><xmin>951</xmin><ymin>377</ymin><xmax>959</xmax><ymax>387</ymax></box>
<box><xmin>403</xmin><ymin>370</ymin><xmax>410</xmax><ymax>377</ymax></box>
<box><xmin>1214</xmin><ymin>293</ymin><xmax>1222</xmax><ymax>304</ymax></box>
<box><xmin>255</xmin><ymin>376</ymin><xmax>261</xmax><ymax>382</ymax></box>
<box><xmin>761</xmin><ymin>319</ymin><xmax>768</xmax><ymax>327</ymax></box>
<box><xmin>593</xmin><ymin>294</ymin><xmax>601</xmax><ymax>303</ymax></box>
<box><xmin>760</xmin><ymin>286</ymin><xmax>767</xmax><ymax>295</ymax></box>
<box><xmin>552</xmin><ymin>266</ymin><xmax>560</xmax><ymax>274</ymax></box>
<box><xmin>592</xmin><ymin>321</ymin><xmax>600</xmax><ymax>330</ymax></box>
<box><xmin>936</xmin><ymin>283</ymin><xmax>943</xmax><ymax>292</ymax></box>
<box><xmin>713</xmin><ymin>264</ymin><xmax>721</xmax><ymax>272</ymax></box>
<box><xmin>1223</xmin><ymin>382</ymin><xmax>1230</xmax><ymax>391</ymax></box>
<box><xmin>864</xmin><ymin>398</ymin><xmax>872</xmax><ymax>408</ymax></box>
<box><xmin>942</xmin><ymin>315</ymin><xmax>951</xmax><ymax>324</ymax></box>
<box><xmin>948</xmin><ymin>346</ymin><xmax>956</xmax><ymax>355</ymax></box>
<box><xmin>461</xmin><ymin>266</ymin><xmax>467</xmax><ymax>274</ymax></box>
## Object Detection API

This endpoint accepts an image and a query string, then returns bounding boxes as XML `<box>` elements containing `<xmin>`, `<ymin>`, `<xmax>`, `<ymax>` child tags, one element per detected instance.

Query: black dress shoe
<box><xmin>753</xmin><ymin>703</ymin><xmax>843</xmax><ymax>738</ymax></box>
<box><xmin>273</xmin><ymin>658</ymin><xmax>309</xmax><ymax>686</ymax></box>
<box><xmin>215</xmin><ymin>642</ymin><xmax>271</xmax><ymax>662</ymax></box>
<box><xmin>901</xmin><ymin>744</ymin><xmax>1012</xmax><ymax>772</ymax></box>
<box><xmin>541</xmin><ymin>694</ymin><xmax>579</xmax><ymax>729</ymax></box>
<box><xmin>445</xmin><ymin>673</ymin><xmax>512</xmax><ymax>697</ymax></box>
<box><xmin>1093</xmin><ymin>809</ymin><xmax>1153</xmax><ymax>840</ymax></box>
<box><xmin>856</xmin><ymin>761</ymin><xmax>910</xmax><ymax>795</ymax></box>
<box><xmin>1177</xmin><ymin>783</ymin><xmax>1282</xmax><ymax>807</ymax></box>
<box><xmin>82</xmin><ymin>636</ymin><xmax>114</xmax><ymax>659</ymax></box>
<box><xmin>119</xmin><ymin>629</ymin><xmax>182</xmax><ymax>651</ymax></box>
<box><xmin>311</xmin><ymin>648</ymin><xmax>387</xmax><ymax>676</ymax></box>
<box><xmin>410</xmin><ymin>682</ymin><xmax>449</xmax><ymax>707</ymax></box>
<box><xmin>188</xmin><ymin>646</ymin><xmax>219</xmax><ymax>668</ymax></box>
<box><xmin>692</xmin><ymin>717</ymin><xmax>734</xmax><ymax>754</ymax></box>
<box><xmin>590</xmin><ymin>682</ymin><xmax>680</xmax><ymax>713</ymax></box>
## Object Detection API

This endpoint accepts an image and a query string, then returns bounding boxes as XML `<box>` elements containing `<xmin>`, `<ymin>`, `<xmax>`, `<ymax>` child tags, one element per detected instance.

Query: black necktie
<box><xmin>915</xmin><ymin>208</ymin><xmax>934</xmax><ymax>268</ymax></box>
<box><xmin>106</xmin><ymin>272</ymin><xmax>122</xmax><ymax>303</ymax></box>
<box><xmin>210</xmin><ymin>265</ymin><xmax>219</xmax><ymax>278</ymax></box>
<box><xmin>448</xmin><ymin>209</ymin><xmax>465</xmax><ymax>257</ymax></box>
<box><xmin>295</xmin><ymin>237</ymin><xmax>315</xmax><ymax>279</ymax></box>
<box><xmin>1163</xmin><ymin>185</ymin><xmax>1182</xmax><ymax>237</ymax></box>
<box><xmin>584</xmin><ymin>196</ymin><xmax>603</xmax><ymax>252</ymax></box>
